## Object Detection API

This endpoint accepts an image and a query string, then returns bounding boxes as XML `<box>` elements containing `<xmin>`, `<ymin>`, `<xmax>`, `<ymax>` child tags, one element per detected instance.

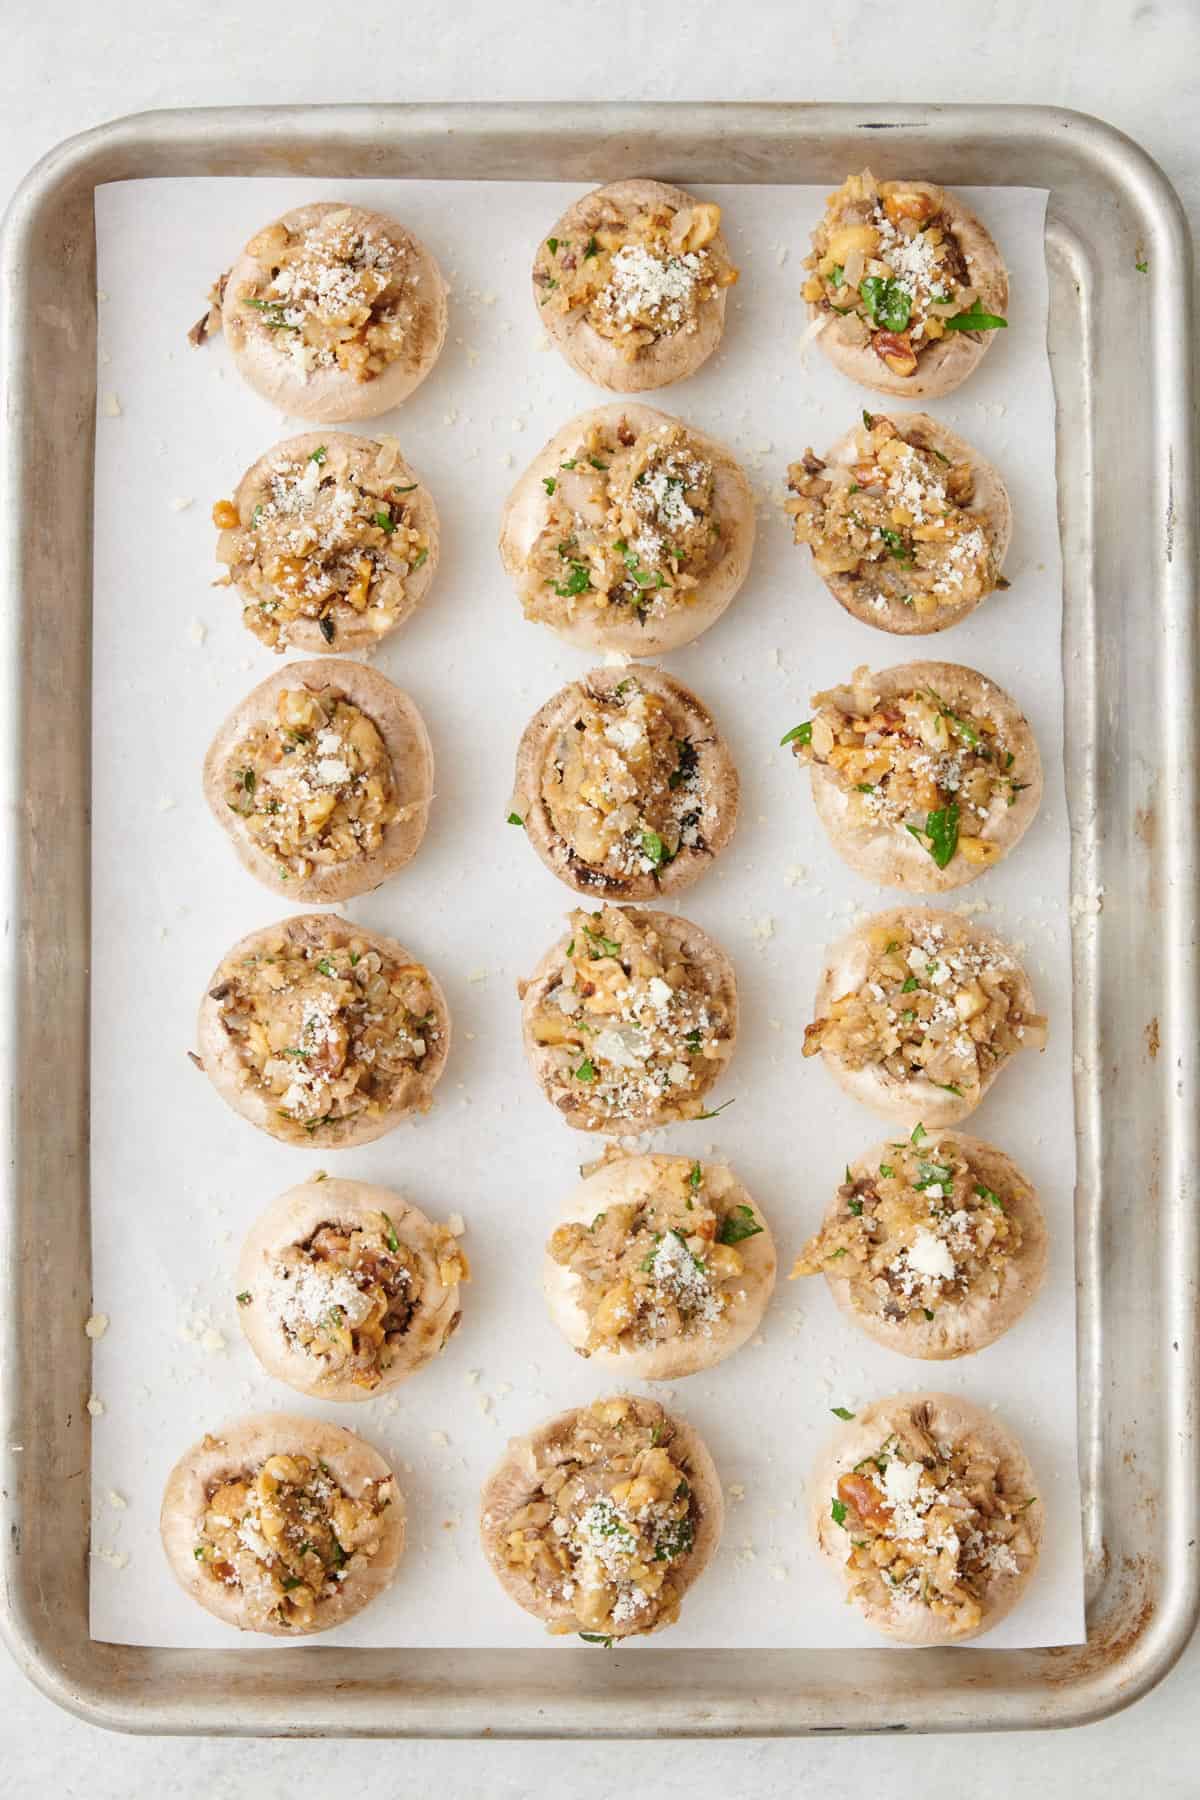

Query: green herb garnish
<box><xmin>831</xmin><ymin>1498</ymin><xmax>848</xmax><ymax>1527</ymax></box>
<box><xmin>235</xmin><ymin>1290</ymin><xmax>251</xmax><ymax>1306</ymax></box>
<box><xmin>780</xmin><ymin>721</ymin><xmax>813</xmax><ymax>747</ymax></box>
<box><xmin>831</xmin><ymin>1407</ymin><xmax>855</xmax><ymax>1421</ymax></box>
<box><xmin>579</xmin><ymin>1632</ymin><xmax>614</xmax><ymax>1647</ymax></box>
<box><xmin>717</xmin><ymin>1204</ymin><xmax>762</xmax><ymax>1246</ymax></box>
<box><xmin>574</xmin><ymin>1057</ymin><xmax>595</xmax><ymax>1082</ymax></box>
<box><xmin>542</xmin><ymin>476</ymin><xmax>556</xmax><ymax>496</ymax></box>
<box><xmin>310</xmin><ymin>446</ymin><xmax>327</xmax><ymax>465</ymax></box>
<box><xmin>907</xmin><ymin>803</ymin><xmax>959</xmax><ymax>869</ymax></box>
<box><xmin>688</xmin><ymin>1162</ymin><xmax>703</xmax><ymax>1190</ymax></box>
<box><xmin>640</xmin><ymin>829</ymin><xmax>670</xmax><ymax>869</ymax></box>
<box><xmin>943</xmin><ymin>302</ymin><xmax>1008</xmax><ymax>332</ymax></box>
<box><xmin>551</xmin><ymin>560</ymin><xmax>592</xmax><ymax>597</ymax></box>
<box><xmin>374</xmin><ymin>509</ymin><xmax>395</xmax><ymax>533</ymax></box>
<box><xmin>381</xmin><ymin>1213</ymin><xmax>401</xmax><ymax>1254</ymax></box>
<box><xmin>859</xmin><ymin>276</ymin><xmax>912</xmax><ymax>333</ymax></box>
<box><xmin>506</xmin><ymin>811</ymin><xmax>524</xmax><ymax>826</ymax></box>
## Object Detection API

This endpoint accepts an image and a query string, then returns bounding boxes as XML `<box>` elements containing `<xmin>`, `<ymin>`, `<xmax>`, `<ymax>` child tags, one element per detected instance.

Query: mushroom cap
<box><xmin>819</xmin><ymin>1132</ymin><xmax>1048</xmax><ymax>1359</ymax></box>
<box><xmin>536</xmin><ymin>179</ymin><xmax>731</xmax><ymax>392</ymax></box>
<box><xmin>811</xmin><ymin>1392</ymin><xmax>1041</xmax><ymax>1643</ymax></box>
<box><xmin>235</xmin><ymin>1177</ymin><xmax>465</xmax><ymax>1399</ymax></box>
<box><xmin>806</xmin><ymin>661</ymin><xmax>1042</xmax><ymax>892</ymax></box>
<box><xmin>224</xmin><ymin>202</ymin><xmax>447</xmax><ymax>421</ymax></box>
<box><xmin>512</xmin><ymin>665</ymin><xmax>739</xmax><ymax>901</ymax></box>
<box><xmin>195</xmin><ymin>912</ymin><xmax>450</xmax><ymax>1149</ymax></box>
<box><xmin>810</xmin><ymin>413</ymin><xmax>1011</xmax><ymax>635</ymax></box>
<box><xmin>160</xmin><ymin>1412</ymin><xmax>405</xmax><ymax>1636</ymax></box>
<box><xmin>810</xmin><ymin>183</ymin><xmax>1008</xmax><ymax>399</ymax></box>
<box><xmin>518</xmin><ymin>907</ymin><xmax>738</xmax><ymax>1132</ymax></box>
<box><xmin>479</xmin><ymin>1395</ymin><xmax>723</xmax><ymax>1634</ymax></box>
<box><xmin>203</xmin><ymin>657</ymin><xmax>433</xmax><ymax>902</ymax></box>
<box><xmin>222</xmin><ymin>431</ymin><xmax>440</xmax><ymax>655</ymax></box>
<box><xmin>499</xmin><ymin>402</ymin><xmax>755</xmax><ymax>655</ymax></box>
<box><xmin>811</xmin><ymin>905</ymin><xmax>1041</xmax><ymax>1127</ymax></box>
<box><xmin>542</xmin><ymin>1155</ymin><xmax>776</xmax><ymax>1379</ymax></box>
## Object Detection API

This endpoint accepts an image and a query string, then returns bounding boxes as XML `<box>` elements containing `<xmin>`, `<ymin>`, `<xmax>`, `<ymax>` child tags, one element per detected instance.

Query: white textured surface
<box><xmin>88</xmin><ymin>174</ymin><xmax>1083</xmax><ymax>1656</ymax></box>
<box><xmin>4</xmin><ymin>0</ymin><xmax>1199</xmax><ymax>1790</ymax></box>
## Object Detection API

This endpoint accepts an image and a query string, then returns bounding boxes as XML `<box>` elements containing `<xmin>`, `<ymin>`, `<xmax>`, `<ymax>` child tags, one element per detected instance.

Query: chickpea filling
<box><xmin>253</xmin><ymin>1213</ymin><xmax>468</xmax><ymax>1390</ymax></box>
<box><xmin>529</xmin><ymin>906</ymin><xmax>733</xmax><ymax>1125</ymax></box>
<box><xmin>785</xmin><ymin>413</ymin><xmax>1001</xmax><ymax>619</ymax></box>
<box><xmin>541</xmin><ymin>678</ymin><xmax>709</xmax><ymax>881</ymax></box>
<box><xmin>803</xmin><ymin>917</ymin><xmax>1047</xmax><ymax>1100</ymax></box>
<box><xmin>786</xmin><ymin>669</ymin><xmax>1031</xmax><ymax>873</ymax></box>
<box><xmin>223</xmin><ymin>685</ymin><xmax>403</xmax><ymax>880</ymax></box>
<box><xmin>534</xmin><ymin>199</ymin><xmax>737</xmax><ymax>358</ymax></box>
<box><xmin>496</xmin><ymin>1399</ymin><xmax>699</xmax><ymax>1636</ymax></box>
<box><xmin>803</xmin><ymin>171</ymin><xmax>1006</xmax><ymax>377</ymax></box>
<box><xmin>827</xmin><ymin>1402</ymin><xmax>1037</xmax><ymax>1635</ymax></box>
<box><xmin>192</xmin><ymin>1445</ymin><xmax>395</xmax><ymax>1630</ymax></box>
<box><xmin>214</xmin><ymin>440</ymin><xmax>429</xmax><ymax>651</ymax></box>
<box><xmin>790</xmin><ymin>1130</ymin><xmax>1023</xmax><ymax>1326</ymax></box>
<box><xmin>234</xmin><ymin>208</ymin><xmax>415</xmax><ymax>381</ymax></box>
<box><xmin>550</xmin><ymin>1160</ymin><xmax>761</xmax><ymax>1355</ymax></box>
<box><xmin>209</xmin><ymin>925</ymin><xmax>441</xmax><ymax>1139</ymax></box>
<box><xmin>528</xmin><ymin>418</ymin><xmax>721</xmax><ymax>630</ymax></box>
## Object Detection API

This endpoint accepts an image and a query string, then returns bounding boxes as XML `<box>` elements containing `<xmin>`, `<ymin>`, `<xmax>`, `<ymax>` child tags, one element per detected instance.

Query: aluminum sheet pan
<box><xmin>0</xmin><ymin>102</ymin><xmax>1195</xmax><ymax>1737</ymax></box>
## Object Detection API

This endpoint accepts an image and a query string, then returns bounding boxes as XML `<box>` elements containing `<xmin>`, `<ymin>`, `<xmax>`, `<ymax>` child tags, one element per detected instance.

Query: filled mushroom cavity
<box><xmin>190</xmin><ymin>1444</ymin><xmax>396</xmax><ymax>1631</ymax></box>
<box><xmin>549</xmin><ymin>1159</ymin><xmax>764</xmax><ymax>1359</ymax></box>
<box><xmin>214</xmin><ymin>436</ymin><xmax>432</xmax><ymax>651</ymax></box>
<box><xmin>535</xmin><ymin>197</ymin><xmax>736</xmax><ymax>360</ymax></box>
<box><xmin>523</xmin><ymin>906</ymin><xmax>735</xmax><ymax>1129</ymax></box>
<box><xmin>805</xmin><ymin>914</ymin><xmax>1046</xmax><ymax>1103</ymax></box>
<box><xmin>786</xmin><ymin>413</ymin><xmax>1004</xmax><ymax>623</ymax></box>
<box><xmin>803</xmin><ymin>171</ymin><xmax>1006</xmax><ymax>378</ymax></box>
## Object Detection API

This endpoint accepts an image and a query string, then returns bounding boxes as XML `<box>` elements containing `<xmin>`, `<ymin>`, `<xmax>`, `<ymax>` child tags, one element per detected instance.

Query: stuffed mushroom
<box><xmin>500</xmin><ymin>403</ymin><xmax>755</xmax><ymax>656</ymax></box>
<box><xmin>785</xmin><ymin>411</ymin><xmax>1011</xmax><ymax>634</ymax></box>
<box><xmin>203</xmin><ymin>659</ymin><xmax>433</xmax><ymax>903</ymax></box>
<box><xmin>193</xmin><ymin>201</ymin><xmax>447</xmax><ymax>420</ymax></box>
<box><xmin>812</xmin><ymin>1393</ymin><xmax>1041</xmax><ymax>1643</ymax></box>
<box><xmin>784</xmin><ymin>661</ymin><xmax>1042</xmax><ymax>892</ymax></box>
<box><xmin>791</xmin><ymin>1130</ymin><xmax>1047</xmax><ymax>1359</ymax></box>
<box><xmin>213</xmin><ymin>432</ymin><xmax>438</xmax><ymax>654</ymax></box>
<box><xmin>803</xmin><ymin>171</ymin><xmax>1008</xmax><ymax>398</ymax></box>
<box><xmin>235</xmin><ymin>1178</ymin><xmax>469</xmax><ymax>1400</ymax></box>
<box><xmin>512</xmin><ymin>666</ymin><xmax>739</xmax><ymax>900</ymax></box>
<box><xmin>195</xmin><ymin>912</ymin><xmax>450</xmax><ymax>1149</ymax></box>
<box><xmin>518</xmin><ymin>905</ymin><xmax>737</xmax><ymax>1131</ymax></box>
<box><xmin>533</xmin><ymin>179</ymin><xmax>738</xmax><ymax>391</ymax></box>
<box><xmin>803</xmin><ymin>908</ymin><xmax>1047</xmax><ymax>1127</ymax></box>
<box><xmin>544</xmin><ymin>1155</ymin><xmax>775</xmax><ymax>1380</ymax></box>
<box><xmin>160</xmin><ymin>1414</ymin><xmax>404</xmax><ymax>1636</ymax></box>
<box><xmin>480</xmin><ymin>1395</ymin><xmax>722</xmax><ymax>1639</ymax></box>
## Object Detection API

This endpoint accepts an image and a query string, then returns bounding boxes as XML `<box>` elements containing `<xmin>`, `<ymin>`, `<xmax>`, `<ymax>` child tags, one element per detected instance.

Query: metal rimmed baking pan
<box><xmin>0</xmin><ymin>102</ymin><xmax>1195</xmax><ymax>1737</ymax></box>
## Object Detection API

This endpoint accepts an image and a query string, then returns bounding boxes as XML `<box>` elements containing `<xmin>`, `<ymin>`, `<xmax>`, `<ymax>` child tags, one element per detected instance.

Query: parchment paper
<box><xmin>89</xmin><ymin>177</ymin><xmax>1084</xmax><ymax>1649</ymax></box>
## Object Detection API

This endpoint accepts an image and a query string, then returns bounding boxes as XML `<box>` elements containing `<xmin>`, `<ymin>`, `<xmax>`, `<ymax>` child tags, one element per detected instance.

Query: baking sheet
<box><xmin>88</xmin><ymin>176</ymin><xmax>1084</xmax><ymax>1651</ymax></box>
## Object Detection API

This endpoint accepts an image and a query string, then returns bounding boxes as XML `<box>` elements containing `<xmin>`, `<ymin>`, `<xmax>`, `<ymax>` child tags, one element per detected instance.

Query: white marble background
<box><xmin>3</xmin><ymin>1</ymin><xmax>1198</xmax><ymax>1792</ymax></box>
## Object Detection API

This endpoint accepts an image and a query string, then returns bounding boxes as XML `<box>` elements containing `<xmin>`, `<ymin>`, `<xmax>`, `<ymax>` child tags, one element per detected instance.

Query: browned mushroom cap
<box><xmin>195</xmin><ymin>912</ymin><xmax>451</xmax><ymax>1150</ymax></box>
<box><xmin>235</xmin><ymin>1178</ymin><xmax>468</xmax><ymax>1400</ymax></box>
<box><xmin>499</xmin><ymin>402</ymin><xmax>756</xmax><ymax>656</ymax></box>
<box><xmin>801</xmin><ymin>662</ymin><xmax>1042</xmax><ymax>893</ymax></box>
<box><xmin>543</xmin><ymin>1155</ymin><xmax>776</xmax><ymax>1380</ymax></box>
<box><xmin>160</xmin><ymin>1413</ymin><xmax>405</xmax><ymax>1636</ymax></box>
<box><xmin>518</xmin><ymin>906</ymin><xmax>738</xmax><ymax>1132</ymax></box>
<box><xmin>216</xmin><ymin>432</ymin><xmax>439</xmax><ymax>655</ymax></box>
<box><xmin>808</xmin><ymin>182</ymin><xmax>1008</xmax><ymax>400</ymax></box>
<box><xmin>793</xmin><ymin>413</ymin><xmax>1012</xmax><ymax>636</ymax></box>
<box><xmin>512</xmin><ymin>665</ymin><xmax>739</xmax><ymax>901</ymax></box>
<box><xmin>479</xmin><ymin>1394</ymin><xmax>723</xmax><ymax>1638</ymax></box>
<box><xmin>807</xmin><ymin>906</ymin><xmax>1046</xmax><ymax>1127</ymax></box>
<box><xmin>811</xmin><ymin>1393</ymin><xmax>1042</xmax><ymax>1643</ymax></box>
<box><xmin>203</xmin><ymin>659</ymin><xmax>433</xmax><ymax>903</ymax></box>
<box><xmin>535</xmin><ymin>179</ymin><xmax>734</xmax><ymax>392</ymax></box>
<box><xmin>222</xmin><ymin>202</ymin><xmax>447</xmax><ymax>421</ymax></box>
<box><xmin>800</xmin><ymin>1132</ymin><xmax>1048</xmax><ymax>1359</ymax></box>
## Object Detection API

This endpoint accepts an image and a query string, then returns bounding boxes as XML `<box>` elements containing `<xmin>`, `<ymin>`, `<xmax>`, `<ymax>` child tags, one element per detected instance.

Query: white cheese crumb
<box><xmin>84</xmin><ymin>1313</ymin><xmax>109</xmax><ymax>1340</ymax></box>
<box><xmin>907</xmin><ymin>1228</ymin><xmax>956</xmax><ymax>1280</ymax></box>
<box><xmin>87</xmin><ymin>1395</ymin><xmax>105</xmax><ymax>1417</ymax></box>
<box><xmin>106</xmin><ymin>1489</ymin><xmax>127</xmax><ymax>1510</ymax></box>
<box><xmin>169</xmin><ymin>496</ymin><xmax>194</xmax><ymax>512</ymax></box>
<box><xmin>430</xmin><ymin>1430</ymin><xmax>450</xmax><ymax>1447</ymax></box>
<box><xmin>101</xmin><ymin>393</ymin><xmax>122</xmax><ymax>418</ymax></box>
<box><xmin>187</xmin><ymin>618</ymin><xmax>207</xmax><ymax>646</ymax></box>
<box><xmin>92</xmin><ymin>1547</ymin><xmax>128</xmax><ymax>1571</ymax></box>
